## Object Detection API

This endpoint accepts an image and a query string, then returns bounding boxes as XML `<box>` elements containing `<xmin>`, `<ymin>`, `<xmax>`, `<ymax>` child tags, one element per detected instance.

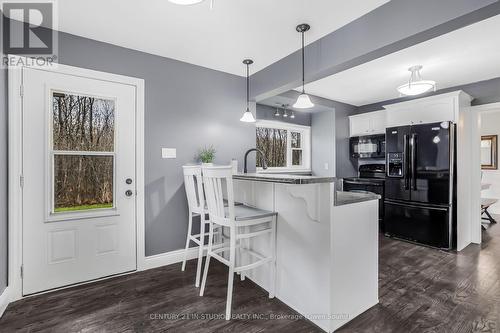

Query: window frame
<box><xmin>255</xmin><ymin>120</ymin><xmax>311</xmax><ymax>173</ymax></box>
<box><xmin>46</xmin><ymin>88</ymin><xmax>118</xmax><ymax>222</ymax></box>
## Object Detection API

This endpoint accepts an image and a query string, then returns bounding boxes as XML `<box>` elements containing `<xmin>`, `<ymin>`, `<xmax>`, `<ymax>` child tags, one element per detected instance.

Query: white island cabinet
<box><xmin>232</xmin><ymin>174</ymin><xmax>379</xmax><ymax>332</ymax></box>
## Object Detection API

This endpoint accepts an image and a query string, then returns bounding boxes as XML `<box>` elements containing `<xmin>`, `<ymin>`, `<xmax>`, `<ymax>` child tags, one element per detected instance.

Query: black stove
<box><xmin>343</xmin><ymin>164</ymin><xmax>386</xmax><ymax>229</ymax></box>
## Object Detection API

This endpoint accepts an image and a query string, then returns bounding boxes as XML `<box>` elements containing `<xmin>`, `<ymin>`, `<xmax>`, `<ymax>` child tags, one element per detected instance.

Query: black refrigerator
<box><xmin>384</xmin><ymin>121</ymin><xmax>456</xmax><ymax>250</ymax></box>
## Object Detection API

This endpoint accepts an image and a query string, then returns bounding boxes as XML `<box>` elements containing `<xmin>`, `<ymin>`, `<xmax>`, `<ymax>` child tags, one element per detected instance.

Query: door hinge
<box><xmin>20</xmin><ymin>265</ymin><xmax>23</xmax><ymax>279</ymax></box>
<box><xmin>20</xmin><ymin>175</ymin><xmax>24</xmax><ymax>188</ymax></box>
<box><xmin>20</xmin><ymin>85</ymin><xmax>24</xmax><ymax>97</ymax></box>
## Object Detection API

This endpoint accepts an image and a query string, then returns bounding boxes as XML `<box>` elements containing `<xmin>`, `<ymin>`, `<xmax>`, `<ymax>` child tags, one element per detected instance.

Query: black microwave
<box><xmin>349</xmin><ymin>134</ymin><xmax>385</xmax><ymax>159</ymax></box>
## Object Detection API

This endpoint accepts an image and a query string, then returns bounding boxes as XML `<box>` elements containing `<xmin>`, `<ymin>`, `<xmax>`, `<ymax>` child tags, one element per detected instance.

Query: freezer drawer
<box><xmin>384</xmin><ymin>200</ymin><xmax>452</xmax><ymax>249</ymax></box>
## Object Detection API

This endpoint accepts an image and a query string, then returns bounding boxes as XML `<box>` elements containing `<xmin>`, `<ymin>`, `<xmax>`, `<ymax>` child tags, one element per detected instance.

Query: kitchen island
<box><xmin>233</xmin><ymin>174</ymin><xmax>379</xmax><ymax>332</ymax></box>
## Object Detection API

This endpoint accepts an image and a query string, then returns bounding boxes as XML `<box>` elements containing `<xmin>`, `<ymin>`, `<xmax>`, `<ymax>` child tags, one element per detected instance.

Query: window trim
<box><xmin>255</xmin><ymin>120</ymin><xmax>311</xmax><ymax>173</ymax></box>
<box><xmin>46</xmin><ymin>89</ymin><xmax>118</xmax><ymax>222</ymax></box>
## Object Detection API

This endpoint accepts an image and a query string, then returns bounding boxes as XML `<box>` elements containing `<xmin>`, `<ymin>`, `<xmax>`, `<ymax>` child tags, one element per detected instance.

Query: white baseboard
<box><xmin>141</xmin><ymin>247</ymin><xmax>200</xmax><ymax>271</ymax></box>
<box><xmin>0</xmin><ymin>287</ymin><xmax>11</xmax><ymax>319</ymax></box>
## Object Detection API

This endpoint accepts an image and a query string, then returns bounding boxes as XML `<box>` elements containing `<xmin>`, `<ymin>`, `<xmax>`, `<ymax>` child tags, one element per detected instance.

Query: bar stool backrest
<box><xmin>202</xmin><ymin>165</ymin><xmax>235</xmax><ymax>227</ymax></box>
<box><xmin>182</xmin><ymin>165</ymin><xmax>204</xmax><ymax>214</ymax></box>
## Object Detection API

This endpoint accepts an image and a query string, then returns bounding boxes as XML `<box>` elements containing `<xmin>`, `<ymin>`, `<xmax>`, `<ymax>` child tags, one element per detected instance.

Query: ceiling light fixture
<box><xmin>290</xmin><ymin>112</ymin><xmax>295</xmax><ymax>119</ymax></box>
<box><xmin>168</xmin><ymin>0</ymin><xmax>205</xmax><ymax>5</ymax></box>
<box><xmin>397</xmin><ymin>65</ymin><xmax>436</xmax><ymax>96</ymax></box>
<box><xmin>293</xmin><ymin>24</ymin><xmax>314</xmax><ymax>109</ymax></box>
<box><xmin>274</xmin><ymin>106</ymin><xmax>281</xmax><ymax>117</ymax></box>
<box><xmin>282</xmin><ymin>104</ymin><xmax>289</xmax><ymax>118</ymax></box>
<box><xmin>240</xmin><ymin>59</ymin><xmax>256</xmax><ymax>123</ymax></box>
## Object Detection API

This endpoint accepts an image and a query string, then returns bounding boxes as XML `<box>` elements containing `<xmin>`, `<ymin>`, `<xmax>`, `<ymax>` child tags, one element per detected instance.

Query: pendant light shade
<box><xmin>397</xmin><ymin>65</ymin><xmax>436</xmax><ymax>96</ymax></box>
<box><xmin>294</xmin><ymin>93</ymin><xmax>314</xmax><ymax>109</ymax></box>
<box><xmin>240</xmin><ymin>59</ymin><xmax>256</xmax><ymax>123</ymax></box>
<box><xmin>240</xmin><ymin>110</ymin><xmax>256</xmax><ymax>122</ymax></box>
<box><xmin>293</xmin><ymin>24</ymin><xmax>314</xmax><ymax>109</ymax></box>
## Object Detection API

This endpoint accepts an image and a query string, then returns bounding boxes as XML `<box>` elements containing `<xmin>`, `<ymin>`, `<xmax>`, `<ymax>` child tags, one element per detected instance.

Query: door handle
<box><xmin>411</xmin><ymin>134</ymin><xmax>417</xmax><ymax>190</ymax></box>
<box><xmin>403</xmin><ymin>134</ymin><xmax>410</xmax><ymax>190</ymax></box>
<box><xmin>125</xmin><ymin>190</ymin><xmax>134</xmax><ymax>197</ymax></box>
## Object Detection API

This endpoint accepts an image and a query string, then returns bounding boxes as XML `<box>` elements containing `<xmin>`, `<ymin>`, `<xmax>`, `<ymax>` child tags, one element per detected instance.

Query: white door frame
<box><xmin>469</xmin><ymin>102</ymin><xmax>500</xmax><ymax>245</ymax></box>
<box><xmin>8</xmin><ymin>56</ymin><xmax>146</xmax><ymax>301</ymax></box>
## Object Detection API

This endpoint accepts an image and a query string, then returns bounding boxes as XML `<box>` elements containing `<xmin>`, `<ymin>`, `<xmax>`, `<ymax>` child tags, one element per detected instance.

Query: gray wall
<box><xmin>0</xmin><ymin>57</ymin><xmax>7</xmax><ymax>294</ymax></box>
<box><xmin>311</xmin><ymin>111</ymin><xmax>335</xmax><ymax>177</ymax></box>
<box><xmin>333</xmin><ymin>102</ymin><xmax>358</xmax><ymax>178</ymax></box>
<box><xmin>256</xmin><ymin>103</ymin><xmax>311</xmax><ymax>126</ymax></box>
<box><xmin>1</xmin><ymin>32</ymin><xmax>255</xmax><ymax>263</ymax></box>
<box><xmin>57</xmin><ymin>33</ymin><xmax>254</xmax><ymax>256</ymax></box>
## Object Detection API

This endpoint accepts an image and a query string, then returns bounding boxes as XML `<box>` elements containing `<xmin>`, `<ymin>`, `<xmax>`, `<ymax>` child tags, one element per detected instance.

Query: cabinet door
<box><xmin>349</xmin><ymin>116</ymin><xmax>371</xmax><ymax>137</ymax></box>
<box><xmin>369</xmin><ymin>111</ymin><xmax>386</xmax><ymax>134</ymax></box>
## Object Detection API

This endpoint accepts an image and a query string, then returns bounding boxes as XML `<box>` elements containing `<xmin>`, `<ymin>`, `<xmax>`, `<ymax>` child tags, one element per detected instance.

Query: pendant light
<box><xmin>240</xmin><ymin>59</ymin><xmax>256</xmax><ymax>123</ymax></box>
<box><xmin>290</xmin><ymin>111</ymin><xmax>295</xmax><ymax>119</ymax></box>
<box><xmin>293</xmin><ymin>24</ymin><xmax>314</xmax><ymax>109</ymax></box>
<box><xmin>274</xmin><ymin>106</ymin><xmax>281</xmax><ymax>117</ymax></box>
<box><xmin>397</xmin><ymin>65</ymin><xmax>436</xmax><ymax>96</ymax></box>
<box><xmin>283</xmin><ymin>105</ymin><xmax>288</xmax><ymax>118</ymax></box>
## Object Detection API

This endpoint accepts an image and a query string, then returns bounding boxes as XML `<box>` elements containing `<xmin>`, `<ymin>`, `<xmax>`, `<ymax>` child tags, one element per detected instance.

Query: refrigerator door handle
<box><xmin>403</xmin><ymin>134</ymin><xmax>410</xmax><ymax>190</ymax></box>
<box><xmin>411</xmin><ymin>134</ymin><xmax>417</xmax><ymax>190</ymax></box>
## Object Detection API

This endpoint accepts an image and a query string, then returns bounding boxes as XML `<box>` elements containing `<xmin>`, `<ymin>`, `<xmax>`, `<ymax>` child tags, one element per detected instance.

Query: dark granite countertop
<box><xmin>334</xmin><ymin>191</ymin><xmax>381</xmax><ymax>206</ymax></box>
<box><xmin>233</xmin><ymin>173</ymin><xmax>336</xmax><ymax>184</ymax></box>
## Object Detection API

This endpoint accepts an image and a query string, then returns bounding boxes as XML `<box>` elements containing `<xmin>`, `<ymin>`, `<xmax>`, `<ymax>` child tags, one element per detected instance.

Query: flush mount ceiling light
<box><xmin>168</xmin><ymin>0</ymin><xmax>214</xmax><ymax>8</ymax></box>
<box><xmin>168</xmin><ymin>0</ymin><xmax>204</xmax><ymax>5</ymax></box>
<box><xmin>293</xmin><ymin>24</ymin><xmax>314</xmax><ymax>109</ymax></box>
<box><xmin>397</xmin><ymin>65</ymin><xmax>436</xmax><ymax>96</ymax></box>
<box><xmin>240</xmin><ymin>59</ymin><xmax>256</xmax><ymax>123</ymax></box>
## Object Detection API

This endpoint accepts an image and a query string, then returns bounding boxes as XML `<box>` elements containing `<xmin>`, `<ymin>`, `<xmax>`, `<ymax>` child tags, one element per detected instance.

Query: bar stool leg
<box><xmin>200</xmin><ymin>221</ymin><xmax>214</xmax><ymax>297</ymax></box>
<box><xmin>240</xmin><ymin>226</ymin><xmax>247</xmax><ymax>281</ymax></box>
<box><xmin>195</xmin><ymin>214</ymin><xmax>206</xmax><ymax>287</ymax></box>
<box><xmin>269</xmin><ymin>216</ymin><xmax>277</xmax><ymax>299</ymax></box>
<box><xmin>181</xmin><ymin>212</ymin><xmax>193</xmax><ymax>272</ymax></box>
<box><xmin>225</xmin><ymin>226</ymin><xmax>236</xmax><ymax>320</ymax></box>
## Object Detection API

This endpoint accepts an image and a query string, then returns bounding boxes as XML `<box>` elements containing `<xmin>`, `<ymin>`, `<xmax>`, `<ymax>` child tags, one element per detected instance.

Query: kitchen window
<box><xmin>256</xmin><ymin>120</ymin><xmax>311</xmax><ymax>172</ymax></box>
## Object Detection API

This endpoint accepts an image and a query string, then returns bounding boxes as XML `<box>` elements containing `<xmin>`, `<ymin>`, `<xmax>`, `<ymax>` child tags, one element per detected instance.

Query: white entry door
<box><xmin>22</xmin><ymin>66</ymin><xmax>137</xmax><ymax>295</ymax></box>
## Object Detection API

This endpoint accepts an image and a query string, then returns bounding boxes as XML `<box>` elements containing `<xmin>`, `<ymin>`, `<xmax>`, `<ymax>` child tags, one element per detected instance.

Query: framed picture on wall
<box><xmin>481</xmin><ymin>135</ymin><xmax>498</xmax><ymax>170</ymax></box>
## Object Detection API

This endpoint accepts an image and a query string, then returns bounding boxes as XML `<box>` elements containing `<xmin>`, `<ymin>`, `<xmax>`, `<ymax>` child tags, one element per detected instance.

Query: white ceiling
<box><xmin>301</xmin><ymin>14</ymin><xmax>500</xmax><ymax>106</ymax></box>
<box><xmin>57</xmin><ymin>0</ymin><xmax>389</xmax><ymax>76</ymax></box>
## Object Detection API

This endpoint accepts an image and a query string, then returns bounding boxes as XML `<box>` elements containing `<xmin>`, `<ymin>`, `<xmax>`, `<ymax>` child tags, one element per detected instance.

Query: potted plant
<box><xmin>198</xmin><ymin>145</ymin><xmax>216</xmax><ymax>166</ymax></box>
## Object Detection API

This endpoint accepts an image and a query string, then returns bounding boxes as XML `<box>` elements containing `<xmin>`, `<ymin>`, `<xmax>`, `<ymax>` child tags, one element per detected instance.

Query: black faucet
<box><xmin>244</xmin><ymin>148</ymin><xmax>268</xmax><ymax>173</ymax></box>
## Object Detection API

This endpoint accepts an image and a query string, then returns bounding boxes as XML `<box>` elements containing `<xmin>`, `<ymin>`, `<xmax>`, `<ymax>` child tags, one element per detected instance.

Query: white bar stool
<box><xmin>181</xmin><ymin>165</ymin><xmax>214</xmax><ymax>287</ymax></box>
<box><xmin>199</xmin><ymin>165</ymin><xmax>277</xmax><ymax>320</ymax></box>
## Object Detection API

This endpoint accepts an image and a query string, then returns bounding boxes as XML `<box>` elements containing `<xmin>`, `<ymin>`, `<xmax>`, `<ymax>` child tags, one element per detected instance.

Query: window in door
<box><xmin>51</xmin><ymin>91</ymin><xmax>116</xmax><ymax>213</ymax></box>
<box><xmin>256</xmin><ymin>120</ymin><xmax>311</xmax><ymax>172</ymax></box>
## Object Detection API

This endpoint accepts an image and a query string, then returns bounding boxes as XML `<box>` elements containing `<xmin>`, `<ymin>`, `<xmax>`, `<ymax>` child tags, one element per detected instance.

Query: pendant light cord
<box><xmin>301</xmin><ymin>31</ymin><xmax>305</xmax><ymax>93</ymax></box>
<box><xmin>246</xmin><ymin>63</ymin><xmax>250</xmax><ymax>110</ymax></box>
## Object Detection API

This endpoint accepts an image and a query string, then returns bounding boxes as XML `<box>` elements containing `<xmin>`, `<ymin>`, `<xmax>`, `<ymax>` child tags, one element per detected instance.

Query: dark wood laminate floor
<box><xmin>2</xmin><ymin>220</ymin><xmax>500</xmax><ymax>333</ymax></box>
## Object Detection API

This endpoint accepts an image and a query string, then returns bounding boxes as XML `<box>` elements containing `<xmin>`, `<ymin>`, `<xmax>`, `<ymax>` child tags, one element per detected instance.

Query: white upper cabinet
<box><xmin>349</xmin><ymin>110</ymin><xmax>386</xmax><ymax>137</ymax></box>
<box><xmin>384</xmin><ymin>91</ymin><xmax>472</xmax><ymax>128</ymax></box>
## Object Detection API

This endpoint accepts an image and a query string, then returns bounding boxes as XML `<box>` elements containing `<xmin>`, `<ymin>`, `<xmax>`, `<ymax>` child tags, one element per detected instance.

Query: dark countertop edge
<box><xmin>233</xmin><ymin>174</ymin><xmax>336</xmax><ymax>185</ymax></box>
<box><xmin>334</xmin><ymin>191</ymin><xmax>381</xmax><ymax>207</ymax></box>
